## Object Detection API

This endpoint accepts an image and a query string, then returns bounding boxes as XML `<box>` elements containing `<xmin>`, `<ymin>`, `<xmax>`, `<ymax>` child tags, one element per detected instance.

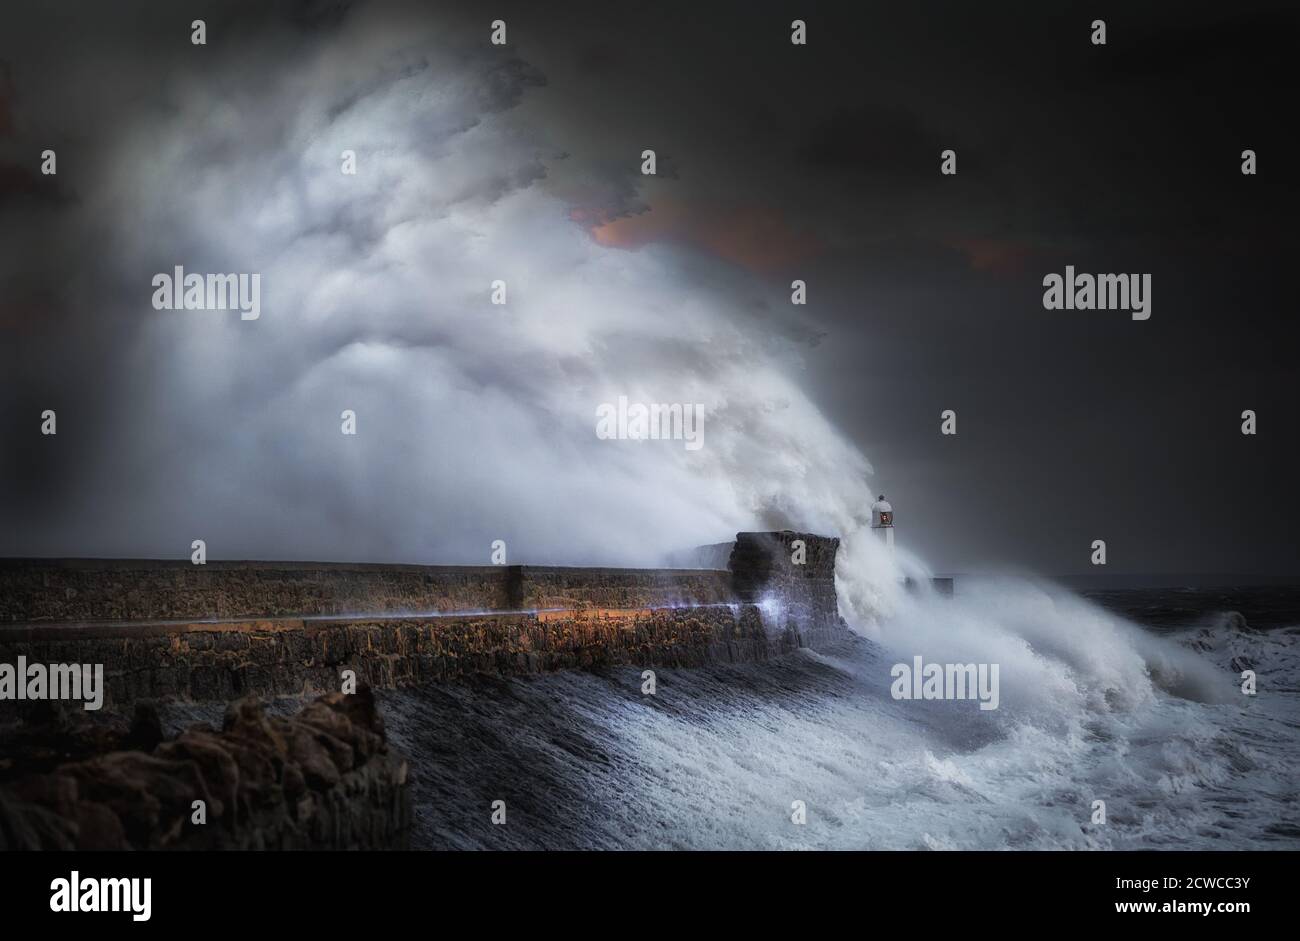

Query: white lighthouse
<box><xmin>870</xmin><ymin>494</ymin><xmax>894</xmax><ymax>554</ymax></box>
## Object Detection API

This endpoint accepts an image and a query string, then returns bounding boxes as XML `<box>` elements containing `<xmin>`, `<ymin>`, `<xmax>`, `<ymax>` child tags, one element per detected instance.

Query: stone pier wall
<box><xmin>0</xmin><ymin>532</ymin><xmax>850</xmax><ymax>712</ymax></box>
<box><xmin>729</xmin><ymin>532</ymin><xmax>841</xmax><ymax>625</ymax></box>
<box><xmin>0</xmin><ymin>560</ymin><xmax>733</xmax><ymax>624</ymax></box>
<box><xmin>1</xmin><ymin>604</ymin><xmax>835</xmax><ymax>711</ymax></box>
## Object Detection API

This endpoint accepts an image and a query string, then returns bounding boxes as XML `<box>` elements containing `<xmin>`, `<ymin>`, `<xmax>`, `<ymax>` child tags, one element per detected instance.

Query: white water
<box><xmin>362</xmin><ymin>584</ymin><xmax>1300</xmax><ymax>850</ymax></box>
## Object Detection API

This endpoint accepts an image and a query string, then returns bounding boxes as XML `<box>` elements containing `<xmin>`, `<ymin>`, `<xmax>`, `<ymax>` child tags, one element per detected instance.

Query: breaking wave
<box><xmin>361</xmin><ymin>579</ymin><xmax>1300</xmax><ymax>850</ymax></box>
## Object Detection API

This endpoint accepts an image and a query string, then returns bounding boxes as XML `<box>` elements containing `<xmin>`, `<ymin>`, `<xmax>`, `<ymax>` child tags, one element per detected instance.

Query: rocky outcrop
<box><xmin>0</xmin><ymin>687</ymin><xmax>410</xmax><ymax>850</ymax></box>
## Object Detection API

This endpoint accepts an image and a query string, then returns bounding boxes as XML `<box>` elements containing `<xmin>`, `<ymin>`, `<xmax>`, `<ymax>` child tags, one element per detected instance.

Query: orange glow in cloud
<box><xmin>950</xmin><ymin>237</ymin><xmax>1037</xmax><ymax>276</ymax></box>
<box><xmin>581</xmin><ymin>198</ymin><xmax>821</xmax><ymax>273</ymax></box>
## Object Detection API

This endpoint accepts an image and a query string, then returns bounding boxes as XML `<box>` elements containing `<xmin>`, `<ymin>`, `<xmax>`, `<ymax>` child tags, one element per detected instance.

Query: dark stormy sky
<box><xmin>2</xmin><ymin>0</ymin><xmax>1297</xmax><ymax>577</ymax></box>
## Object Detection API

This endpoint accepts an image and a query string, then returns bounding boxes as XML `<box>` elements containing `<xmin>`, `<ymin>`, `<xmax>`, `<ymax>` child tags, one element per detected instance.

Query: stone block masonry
<box><xmin>730</xmin><ymin>532</ymin><xmax>841</xmax><ymax>628</ymax></box>
<box><xmin>0</xmin><ymin>559</ymin><xmax>734</xmax><ymax>623</ymax></box>
<box><xmin>0</xmin><ymin>532</ymin><xmax>851</xmax><ymax>712</ymax></box>
<box><xmin>2</xmin><ymin>606</ymin><xmax>782</xmax><ymax>709</ymax></box>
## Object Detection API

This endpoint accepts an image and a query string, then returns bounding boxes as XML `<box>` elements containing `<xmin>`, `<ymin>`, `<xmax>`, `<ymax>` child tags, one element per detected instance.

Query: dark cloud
<box><xmin>800</xmin><ymin>104</ymin><xmax>969</xmax><ymax>182</ymax></box>
<box><xmin>2</xmin><ymin>0</ymin><xmax>1298</xmax><ymax>581</ymax></box>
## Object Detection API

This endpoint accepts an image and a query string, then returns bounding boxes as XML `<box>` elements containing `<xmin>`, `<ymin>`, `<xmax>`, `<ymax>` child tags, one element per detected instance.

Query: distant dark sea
<box><xmin>1081</xmin><ymin>584</ymin><xmax>1300</xmax><ymax>634</ymax></box>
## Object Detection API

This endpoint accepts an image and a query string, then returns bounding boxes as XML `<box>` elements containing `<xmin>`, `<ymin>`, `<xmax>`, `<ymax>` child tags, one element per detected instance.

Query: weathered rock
<box><xmin>0</xmin><ymin>686</ymin><xmax>410</xmax><ymax>850</ymax></box>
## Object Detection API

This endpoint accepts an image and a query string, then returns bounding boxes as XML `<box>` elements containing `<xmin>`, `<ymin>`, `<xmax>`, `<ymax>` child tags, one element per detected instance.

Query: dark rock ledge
<box><xmin>0</xmin><ymin>686</ymin><xmax>410</xmax><ymax>850</ymax></box>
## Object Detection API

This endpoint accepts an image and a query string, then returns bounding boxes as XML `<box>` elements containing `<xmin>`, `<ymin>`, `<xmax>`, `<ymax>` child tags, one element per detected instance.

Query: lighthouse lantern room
<box><xmin>870</xmin><ymin>495</ymin><xmax>895</xmax><ymax>552</ymax></box>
